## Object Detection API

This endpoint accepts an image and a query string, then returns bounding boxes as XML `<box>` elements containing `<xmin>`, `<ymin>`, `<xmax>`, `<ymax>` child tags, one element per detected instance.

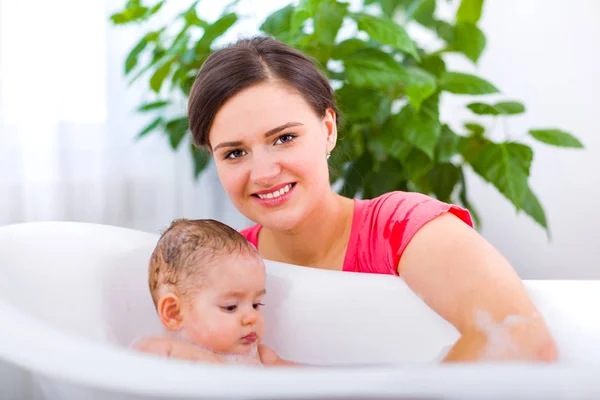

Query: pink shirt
<box><xmin>240</xmin><ymin>191</ymin><xmax>473</xmax><ymax>276</ymax></box>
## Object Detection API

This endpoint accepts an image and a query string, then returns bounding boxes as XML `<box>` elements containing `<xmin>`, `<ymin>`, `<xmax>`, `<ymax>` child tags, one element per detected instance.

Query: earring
<box><xmin>326</xmin><ymin>151</ymin><xmax>331</xmax><ymax>160</ymax></box>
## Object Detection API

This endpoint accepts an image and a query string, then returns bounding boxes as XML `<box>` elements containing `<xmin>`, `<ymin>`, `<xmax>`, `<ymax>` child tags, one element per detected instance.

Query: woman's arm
<box><xmin>397</xmin><ymin>212</ymin><xmax>558</xmax><ymax>363</ymax></box>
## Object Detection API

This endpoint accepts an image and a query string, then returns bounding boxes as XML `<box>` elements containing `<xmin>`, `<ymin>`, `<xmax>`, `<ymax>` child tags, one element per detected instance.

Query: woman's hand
<box><xmin>398</xmin><ymin>212</ymin><xmax>558</xmax><ymax>363</ymax></box>
<box><xmin>133</xmin><ymin>336</ymin><xmax>225</xmax><ymax>364</ymax></box>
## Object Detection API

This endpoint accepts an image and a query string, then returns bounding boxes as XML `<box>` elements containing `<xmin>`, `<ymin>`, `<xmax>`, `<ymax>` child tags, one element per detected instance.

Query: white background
<box><xmin>0</xmin><ymin>0</ymin><xmax>598</xmax><ymax>279</ymax></box>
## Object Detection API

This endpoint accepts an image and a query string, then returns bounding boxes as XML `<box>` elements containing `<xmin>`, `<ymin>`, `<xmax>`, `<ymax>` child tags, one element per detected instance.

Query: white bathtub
<box><xmin>1</xmin><ymin>221</ymin><xmax>600</xmax><ymax>399</ymax></box>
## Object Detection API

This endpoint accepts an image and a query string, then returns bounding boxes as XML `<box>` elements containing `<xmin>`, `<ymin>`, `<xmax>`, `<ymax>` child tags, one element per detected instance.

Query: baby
<box><xmin>135</xmin><ymin>218</ymin><xmax>276</xmax><ymax>366</ymax></box>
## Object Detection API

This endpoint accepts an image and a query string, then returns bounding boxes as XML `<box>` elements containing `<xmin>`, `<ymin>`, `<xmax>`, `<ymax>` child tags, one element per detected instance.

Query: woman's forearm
<box><xmin>442</xmin><ymin>318</ymin><xmax>558</xmax><ymax>363</ymax></box>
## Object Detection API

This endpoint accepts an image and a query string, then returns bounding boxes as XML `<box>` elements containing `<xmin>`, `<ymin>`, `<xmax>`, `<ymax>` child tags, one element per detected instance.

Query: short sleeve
<box><xmin>239</xmin><ymin>224</ymin><xmax>261</xmax><ymax>248</ymax></box>
<box><xmin>354</xmin><ymin>191</ymin><xmax>473</xmax><ymax>276</ymax></box>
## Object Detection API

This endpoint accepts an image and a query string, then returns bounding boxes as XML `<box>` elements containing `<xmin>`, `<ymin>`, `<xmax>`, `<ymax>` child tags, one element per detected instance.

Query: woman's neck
<box><xmin>259</xmin><ymin>191</ymin><xmax>355</xmax><ymax>270</ymax></box>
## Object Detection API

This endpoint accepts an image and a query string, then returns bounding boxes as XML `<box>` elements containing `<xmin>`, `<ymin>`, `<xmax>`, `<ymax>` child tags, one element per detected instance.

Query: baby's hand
<box><xmin>133</xmin><ymin>336</ymin><xmax>224</xmax><ymax>364</ymax></box>
<box><xmin>258</xmin><ymin>344</ymin><xmax>299</xmax><ymax>367</ymax></box>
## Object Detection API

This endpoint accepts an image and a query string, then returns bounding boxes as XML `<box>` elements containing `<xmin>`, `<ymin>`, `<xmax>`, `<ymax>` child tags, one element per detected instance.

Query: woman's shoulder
<box><xmin>347</xmin><ymin>191</ymin><xmax>473</xmax><ymax>275</ymax></box>
<box><xmin>357</xmin><ymin>190</ymin><xmax>473</xmax><ymax>228</ymax></box>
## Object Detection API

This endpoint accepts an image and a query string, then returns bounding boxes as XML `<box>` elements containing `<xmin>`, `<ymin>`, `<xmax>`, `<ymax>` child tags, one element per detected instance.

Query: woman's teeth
<box><xmin>257</xmin><ymin>184</ymin><xmax>292</xmax><ymax>200</ymax></box>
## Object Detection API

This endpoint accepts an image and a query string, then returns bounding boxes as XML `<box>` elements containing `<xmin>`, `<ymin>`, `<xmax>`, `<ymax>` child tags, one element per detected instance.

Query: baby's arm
<box><xmin>133</xmin><ymin>336</ymin><xmax>224</xmax><ymax>364</ymax></box>
<box><xmin>258</xmin><ymin>344</ymin><xmax>301</xmax><ymax>367</ymax></box>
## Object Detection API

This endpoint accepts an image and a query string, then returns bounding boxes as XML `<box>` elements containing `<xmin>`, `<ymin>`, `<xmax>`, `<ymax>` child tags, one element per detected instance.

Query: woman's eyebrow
<box><xmin>264</xmin><ymin>122</ymin><xmax>303</xmax><ymax>138</ymax></box>
<box><xmin>212</xmin><ymin>122</ymin><xmax>303</xmax><ymax>151</ymax></box>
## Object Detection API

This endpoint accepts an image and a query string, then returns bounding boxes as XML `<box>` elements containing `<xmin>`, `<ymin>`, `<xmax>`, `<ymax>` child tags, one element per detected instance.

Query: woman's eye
<box><xmin>274</xmin><ymin>133</ymin><xmax>296</xmax><ymax>145</ymax></box>
<box><xmin>253</xmin><ymin>302</ymin><xmax>265</xmax><ymax>310</ymax></box>
<box><xmin>224</xmin><ymin>149</ymin><xmax>245</xmax><ymax>160</ymax></box>
<box><xmin>221</xmin><ymin>305</ymin><xmax>237</xmax><ymax>312</ymax></box>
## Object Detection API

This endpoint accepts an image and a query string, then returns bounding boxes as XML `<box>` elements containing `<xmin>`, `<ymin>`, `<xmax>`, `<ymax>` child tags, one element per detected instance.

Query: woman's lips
<box><xmin>251</xmin><ymin>183</ymin><xmax>296</xmax><ymax>207</ymax></box>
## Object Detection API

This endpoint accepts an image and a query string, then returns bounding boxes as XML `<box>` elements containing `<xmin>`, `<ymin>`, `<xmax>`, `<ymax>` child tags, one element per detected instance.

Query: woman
<box><xmin>140</xmin><ymin>36</ymin><xmax>557</xmax><ymax>364</ymax></box>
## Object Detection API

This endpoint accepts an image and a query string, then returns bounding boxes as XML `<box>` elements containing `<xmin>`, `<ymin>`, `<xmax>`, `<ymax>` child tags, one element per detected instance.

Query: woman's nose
<box><xmin>249</xmin><ymin>154</ymin><xmax>281</xmax><ymax>187</ymax></box>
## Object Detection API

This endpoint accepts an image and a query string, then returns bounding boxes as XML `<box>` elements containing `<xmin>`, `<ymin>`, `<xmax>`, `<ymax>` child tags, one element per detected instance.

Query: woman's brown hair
<box><xmin>188</xmin><ymin>36</ymin><xmax>339</xmax><ymax>148</ymax></box>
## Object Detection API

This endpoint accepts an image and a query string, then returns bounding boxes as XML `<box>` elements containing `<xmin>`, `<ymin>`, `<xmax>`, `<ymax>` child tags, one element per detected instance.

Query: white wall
<box><xmin>2</xmin><ymin>0</ymin><xmax>598</xmax><ymax>278</ymax></box>
<box><xmin>442</xmin><ymin>0</ymin><xmax>600</xmax><ymax>279</ymax></box>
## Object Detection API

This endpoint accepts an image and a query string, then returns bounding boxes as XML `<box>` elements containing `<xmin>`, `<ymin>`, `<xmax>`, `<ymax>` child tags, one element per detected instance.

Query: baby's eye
<box><xmin>221</xmin><ymin>305</ymin><xmax>237</xmax><ymax>312</ymax></box>
<box><xmin>274</xmin><ymin>133</ymin><xmax>296</xmax><ymax>145</ymax></box>
<box><xmin>224</xmin><ymin>149</ymin><xmax>246</xmax><ymax>160</ymax></box>
<box><xmin>253</xmin><ymin>302</ymin><xmax>265</xmax><ymax>310</ymax></box>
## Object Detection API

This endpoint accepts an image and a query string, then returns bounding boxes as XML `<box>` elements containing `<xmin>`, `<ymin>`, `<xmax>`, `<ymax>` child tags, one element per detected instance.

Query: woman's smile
<box><xmin>251</xmin><ymin>182</ymin><xmax>297</xmax><ymax>207</ymax></box>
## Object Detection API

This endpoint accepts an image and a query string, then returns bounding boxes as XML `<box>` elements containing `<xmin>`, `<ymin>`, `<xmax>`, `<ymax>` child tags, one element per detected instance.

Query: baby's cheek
<box><xmin>257</xmin><ymin>316</ymin><xmax>266</xmax><ymax>339</ymax></box>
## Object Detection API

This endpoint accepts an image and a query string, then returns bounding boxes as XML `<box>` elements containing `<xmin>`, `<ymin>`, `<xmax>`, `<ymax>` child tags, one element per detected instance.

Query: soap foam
<box><xmin>130</xmin><ymin>330</ymin><xmax>263</xmax><ymax>367</ymax></box>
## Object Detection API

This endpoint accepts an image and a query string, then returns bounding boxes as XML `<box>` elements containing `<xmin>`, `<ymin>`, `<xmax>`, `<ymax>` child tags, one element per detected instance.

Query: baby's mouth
<box><xmin>241</xmin><ymin>332</ymin><xmax>257</xmax><ymax>343</ymax></box>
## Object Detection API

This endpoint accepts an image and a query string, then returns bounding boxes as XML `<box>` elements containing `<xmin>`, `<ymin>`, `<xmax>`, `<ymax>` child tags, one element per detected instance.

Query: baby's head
<box><xmin>148</xmin><ymin>218</ymin><xmax>266</xmax><ymax>355</ymax></box>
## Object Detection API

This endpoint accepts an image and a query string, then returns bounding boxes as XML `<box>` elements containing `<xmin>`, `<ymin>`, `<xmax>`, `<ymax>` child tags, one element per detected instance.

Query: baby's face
<box><xmin>181</xmin><ymin>251</ymin><xmax>266</xmax><ymax>354</ymax></box>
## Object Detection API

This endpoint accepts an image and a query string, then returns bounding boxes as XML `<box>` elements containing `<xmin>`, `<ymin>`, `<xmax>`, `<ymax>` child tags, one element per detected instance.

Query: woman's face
<box><xmin>208</xmin><ymin>81</ymin><xmax>337</xmax><ymax>232</ymax></box>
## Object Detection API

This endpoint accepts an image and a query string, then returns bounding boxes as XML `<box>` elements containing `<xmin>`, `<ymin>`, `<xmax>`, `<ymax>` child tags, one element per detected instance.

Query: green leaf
<box><xmin>290</xmin><ymin>8</ymin><xmax>310</xmax><ymax>35</ymax></box>
<box><xmin>332</xmin><ymin>38</ymin><xmax>369</xmax><ymax>59</ymax></box>
<box><xmin>190</xmin><ymin>146</ymin><xmax>211</xmax><ymax>179</ymax></box>
<box><xmin>353</xmin><ymin>13</ymin><xmax>419</xmax><ymax>59</ymax></box>
<box><xmin>467</xmin><ymin>101</ymin><xmax>525</xmax><ymax>115</ymax></box>
<box><xmin>182</xmin><ymin>5</ymin><xmax>208</xmax><ymax>28</ymax></box>
<box><xmin>341</xmin><ymin>152</ymin><xmax>373</xmax><ymax>198</ymax></box>
<box><xmin>407</xmin><ymin>0</ymin><xmax>436</xmax><ymax>27</ymax></box>
<box><xmin>383</xmin><ymin>96</ymin><xmax>441</xmax><ymax>160</ymax></box>
<box><xmin>440</xmin><ymin>72</ymin><xmax>499</xmax><ymax>95</ymax></box>
<box><xmin>314</xmin><ymin>1</ymin><xmax>348</xmax><ymax>46</ymax></box>
<box><xmin>137</xmin><ymin>117</ymin><xmax>163</xmax><ymax>138</ymax></box>
<box><xmin>468</xmin><ymin>141</ymin><xmax>533</xmax><ymax>208</ymax></box>
<box><xmin>456</xmin><ymin>0</ymin><xmax>484</xmax><ymax>24</ymax></box>
<box><xmin>260</xmin><ymin>5</ymin><xmax>294</xmax><ymax>37</ymax></box>
<box><xmin>528</xmin><ymin>129</ymin><xmax>583</xmax><ymax>148</ymax></box>
<box><xmin>364</xmin><ymin>158</ymin><xmax>409</xmax><ymax>197</ymax></box>
<box><xmin>436</xmin><ymin>124</ymin><xmax>460</xmax><ymax>162</ymax></box>
<box><xmin>165</xmin><ymin>117</ymin><xmax>189</xmax><ymax>149</ymax></box>
<box><xmin>376</xmin><ymin>0</ymin><xmax>420</xmax><ymax>19</ymax></box>
<box><xmin>150</xmin><ymin>59</ymin><xmax>174</xmax><ymax>93</ymax></box>
<box><xmin>402</xmin><ymin>96</ymin><xmax>442</xmax><ymax>159</ymax></box>
<box><xmin>466</xmin><ymin>102</ymin><xmax>500</xmax><ymax>115</ymax></box>
<box><xmin>380</xmin><ymin>111</ymin><xmax>411</xmax><ymax>161</ymax></box>
<box><xmin>404</xmin><ymin>67</ymin><xmax>437</xmax><ymax>111</ymax></box>
<box><xmin>402</xmin><ymin>148</ymin><xmax>434</xmax><ymax>179</ymax></box>
<box><xmin>464</xmin><ymin>122</ymin><xmax>485</xmax><ymax>136</ymax></box>
<box><xmin>435</xmin><ymin>20</ymin><xmax>455</xmax><ymax>43</ymax></box>
<box><xmin>428</xmin><ymin>162</ymin><xmax>461</xmax><ymax>202</ymax></box>
<box><xmin>148</xmin><ymin>1</ymin><xmax>164</xmax><ymax>17</ymax></box>
<box><xmin>110</xmin><ymin>1</ymin><xmax>164</xmax><ymax>25</ymax></box>
<box><xmin>458</xmin><ymin>134</ymin><xmax>487</xmax><ymax>163</ymax></box>
<box><xmin>125</xmin><ymin>36</ymin><xmax>149</xmax><ymax>74</ymax></box>
<box><xmin>137</xmin><ymin>100</ymin><xmax>170</xmax><ymax>112</ymax></box>
<box><xmin>420</xmin><ymin>54</ymin><xmax>446</xmax><ymax>78</ymax></box>
<box><xmin>110</xmin><ymin>5</ymin><xmax>149</xmax><ymax>25</ymax></box>
<box><xmin>337</xmin><ymin>85</ymin><xmax>386</xmax><ymax>121</ymax></box>
<box><xmin>521</xmin><ymin>186</ymin><xmax>548</xmax><ymax>232</ymax></box>
<box><xmin>495</xmin><ymin>101</ymin><xmax>526</xmax><ymax>115</ymax></box>
<box><xmin>343</xmin><ymin>48</ymin><xmax>408</xmax><ymax>88</ymax></box>
<box><xmin>458</xmin><ymin>167</ymin><xmax>481</xmax><ymax>228</ymax></box>
<box><xmin>453</xmin><ymin>22</ymin><xmax>486</xmax><ymax>63</ymax></box>
<box><xmin>195</xmin><ymin>12</ymin><xmax>238</xmax><ymax>53</ymax></box>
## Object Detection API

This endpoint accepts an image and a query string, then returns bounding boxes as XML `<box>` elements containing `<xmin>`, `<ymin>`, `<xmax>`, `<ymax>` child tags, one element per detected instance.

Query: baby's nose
<box><xmin>242</xmin><ymin>309</ymin><xmax>257</xmax><ymax>325</ymax></box>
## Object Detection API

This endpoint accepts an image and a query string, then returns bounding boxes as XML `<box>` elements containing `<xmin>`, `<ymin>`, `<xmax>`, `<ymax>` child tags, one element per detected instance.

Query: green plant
<box><xmin>110</xmin><ymin>0</ymin><xmax>583</xmax><ymax>235</ymax></box>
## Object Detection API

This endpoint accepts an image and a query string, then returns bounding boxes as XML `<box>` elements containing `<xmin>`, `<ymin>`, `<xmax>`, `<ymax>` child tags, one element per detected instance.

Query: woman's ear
<box><xmin>157</xmin><ymin>292</ymin><xmax>184</xmax><ymax>331</ymax></box>
<box><xmin>323</xmin><ymin>108</ymin><xmax>337</xmax><ymax>153</ymax></box>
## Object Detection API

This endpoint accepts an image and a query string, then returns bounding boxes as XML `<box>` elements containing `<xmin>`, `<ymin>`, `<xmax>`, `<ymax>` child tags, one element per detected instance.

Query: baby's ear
<box><xmin>157</xmin><ymin>293</ymin><xmax>184</xmax><ymax>331</ymax></box>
